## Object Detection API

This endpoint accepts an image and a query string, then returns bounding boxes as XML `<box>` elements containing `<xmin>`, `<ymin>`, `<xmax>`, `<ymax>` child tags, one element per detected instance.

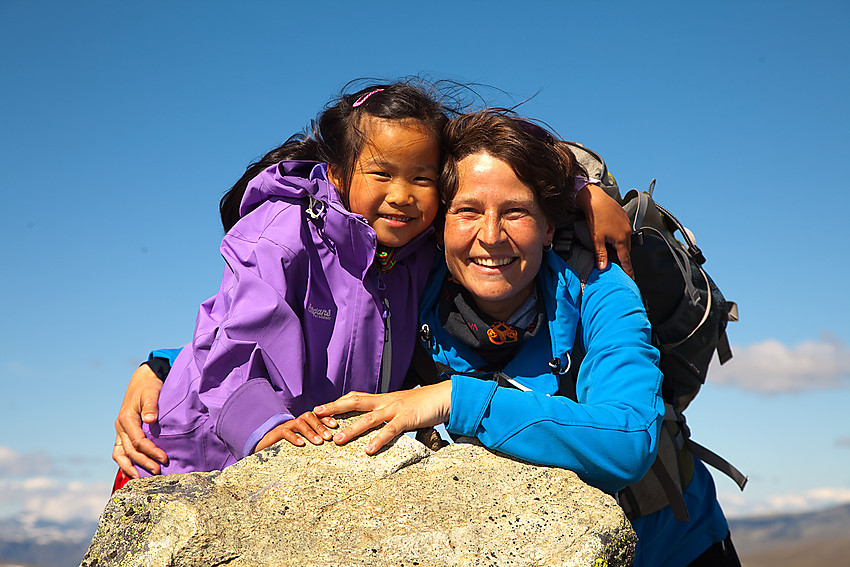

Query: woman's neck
<box><xmin>471</xmin><ymin>283</ymin><xmax>535</xmax><ymax>322</ymax></box>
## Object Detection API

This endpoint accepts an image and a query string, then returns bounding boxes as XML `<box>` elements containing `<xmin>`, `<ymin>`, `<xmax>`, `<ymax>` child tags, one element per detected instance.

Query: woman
<box><xmin>316</xmin><ymin>109</ymin><xmax>663</xmax><ymax>491</ymax></box>
<box><xmin>313</xmin><ymin>110</ymin><xmax>739</xmax><ymax>566</ymax></box>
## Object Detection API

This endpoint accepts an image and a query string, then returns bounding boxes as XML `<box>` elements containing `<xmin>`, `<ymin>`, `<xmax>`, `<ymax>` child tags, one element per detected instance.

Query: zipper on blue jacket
<box><xmin>380</xmin><ymin>297</ymin><xmax>392</xmax><ymax>393</ymax></box>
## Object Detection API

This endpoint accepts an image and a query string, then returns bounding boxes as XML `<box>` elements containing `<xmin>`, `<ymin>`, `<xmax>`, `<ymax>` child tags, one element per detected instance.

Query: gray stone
<box><xmin>82</xmin><ymin>415</ymin><xmax>635</xmax><ymax>566</ymax></box>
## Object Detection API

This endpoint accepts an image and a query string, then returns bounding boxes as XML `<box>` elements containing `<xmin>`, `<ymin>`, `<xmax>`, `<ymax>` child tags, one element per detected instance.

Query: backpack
<box><xmin>553</xmin><ymin>142</ymin><xmax>747</xmax><ymax>521</ymax></box>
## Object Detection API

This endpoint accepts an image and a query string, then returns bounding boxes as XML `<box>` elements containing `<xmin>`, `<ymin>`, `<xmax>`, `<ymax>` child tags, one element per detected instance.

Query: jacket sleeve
<box><xmin>140</xmin><ymin>348</ymin><xmax>183</xmax><ymax>382</ymax></box>
<box><xmin>192</xmin><ymin>221</ymin><xmax>308</xmax><ymax>460</ymax></box>
<box><xmin>446</xmin><ymin>267</ymin><xmax>665</xmax><ymax>494</ymax></box>
<box><xmin>148</xmin><ymin>348</ymin><xmax>183</xmax><ymax>366</ymax></box>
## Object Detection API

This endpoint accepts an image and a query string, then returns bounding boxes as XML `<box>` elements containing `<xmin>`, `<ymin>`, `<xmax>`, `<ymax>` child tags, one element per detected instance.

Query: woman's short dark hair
<box><xmin>439</xmin><ymin>109</ymin><xmax>585</xmax><ymax>227</ymax></box>
<box><xmin>219</xmin><ymin>79</ymin><xmax>450</xmax><ymax>232</ymax></box>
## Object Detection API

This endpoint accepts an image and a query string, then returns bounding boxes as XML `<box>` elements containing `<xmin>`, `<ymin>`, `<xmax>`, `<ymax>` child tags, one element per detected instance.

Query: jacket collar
<box><xmin>422</xmin><ymin>251</ymin><xmax>581</xmax><ymax>362</ymax></box>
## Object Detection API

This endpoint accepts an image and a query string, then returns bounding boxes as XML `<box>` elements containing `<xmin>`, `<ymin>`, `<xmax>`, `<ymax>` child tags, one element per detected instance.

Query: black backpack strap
<box><xmin>687</xmin><ymin>439</ymin><xmax>748</xmax><ymax>491</ymax></box>
<box><xmin>618</xmin><ymin>409</ymin><xmax>692</xmax><ymax>522</ymax></box>
<box><xmin>563</xmin><ymin>218</ymin><xmax>598</xmax><ymax>288</ymax></box>
<box><xmin>649</xmin><ymin>457</ymin><xmax>691</xmax><ymax>522</ymax></box>
<box><xmin>553</xmin><ymin>218</ymin><xmax>596</xmax><ymax>401</ymax></box>
<box><xmin>551</xmin><ymin>219</ymin><xmax>605</xmax><ymax>402</ymax></box>
<box><xmin>620</xmin><ymin>405</ymin><xmax>746</xmax><ymax>522</ymax></box>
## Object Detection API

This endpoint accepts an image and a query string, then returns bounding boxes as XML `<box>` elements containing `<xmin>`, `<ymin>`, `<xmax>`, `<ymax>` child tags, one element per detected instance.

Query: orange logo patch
<box><xmin>487</xmin><ymin>322</ymin><xmax>518</xmax><ymax>345</ymax></box>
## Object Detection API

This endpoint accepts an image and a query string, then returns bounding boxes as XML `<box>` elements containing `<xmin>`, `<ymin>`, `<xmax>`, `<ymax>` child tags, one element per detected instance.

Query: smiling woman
<box><xmin>443</xmin><ymin>153</ymin><xmax>554</xmax><ymax>321</ymax></box>
<box><xmin>320</xmin><ymin>111</ymin><xmax>663</xmax><ymax>490</ymax></box>
<box><xmin>316</xmin><ymin>109</ymin><xmax>741</xmax><ymax>566</ymax></box>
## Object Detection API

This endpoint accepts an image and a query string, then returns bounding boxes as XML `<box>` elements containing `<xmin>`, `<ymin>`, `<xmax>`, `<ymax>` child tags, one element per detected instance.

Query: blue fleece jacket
<box><xmin>420</xmin><ymin>251</ymin><xmax>665</xmax><ymax>495</ymax></box>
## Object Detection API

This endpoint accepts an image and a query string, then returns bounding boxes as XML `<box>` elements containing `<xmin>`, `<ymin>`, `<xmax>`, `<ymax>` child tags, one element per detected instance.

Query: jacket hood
<box><xmin>239</xmin><ymin>161</ymin><xmax>340</xmax><ymax>219</ymax></box>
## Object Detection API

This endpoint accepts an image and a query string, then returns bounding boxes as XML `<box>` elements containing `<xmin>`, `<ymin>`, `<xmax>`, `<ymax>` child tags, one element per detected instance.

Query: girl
<box><xmin>128</xmin><ymin>81</ymin><xmax>446</xmax><ymax>477</ymax></box>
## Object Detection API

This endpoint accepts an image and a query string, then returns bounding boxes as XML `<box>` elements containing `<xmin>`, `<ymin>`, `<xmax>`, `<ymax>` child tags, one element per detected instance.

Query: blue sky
<box><xmin>1</xmin><ymin>0</ymin><xmax>848</xmax><ymax>528</ymax></box>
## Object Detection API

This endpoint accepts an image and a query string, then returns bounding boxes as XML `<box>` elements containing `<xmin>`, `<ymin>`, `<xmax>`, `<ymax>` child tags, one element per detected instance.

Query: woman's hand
<box><xmin>313</xmin><ymin>381</ymin><xmax>452</xmax><ymax>455</ymax></box>
<box><xmin>575</xmin><ymin>184</ymin><xmax>634</xmax><ymax>278</ymax></box>
<box><xmin>252</xmin><ymin>412</ymin><xmax>339</xmax><ymax>453</ymax></box>
<box><xmin>113</xmin><ymin>364</ymin><xmax>168</xmax><ymax>477</ymax></box>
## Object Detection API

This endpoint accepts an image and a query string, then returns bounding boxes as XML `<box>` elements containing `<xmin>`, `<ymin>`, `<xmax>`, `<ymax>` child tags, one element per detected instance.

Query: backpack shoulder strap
<box><xmin>558</xmin><ymin>218</ymin><xmax>596</xmax><ymax>291</ymax></box>
<box><xmin>554</xmin><ymin>220</ymin><xmax>596</xmax><ymax>401</ymax></box>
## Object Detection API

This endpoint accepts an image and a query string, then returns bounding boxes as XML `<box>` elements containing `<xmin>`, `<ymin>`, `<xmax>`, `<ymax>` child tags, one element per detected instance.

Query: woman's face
<box><xmin>443</xmin><ymin>152</ymin><xmax>554</xmax><ymax>321</ymax></box>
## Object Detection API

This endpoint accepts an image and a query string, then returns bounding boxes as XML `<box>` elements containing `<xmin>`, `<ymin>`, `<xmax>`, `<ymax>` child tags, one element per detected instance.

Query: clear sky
<box><xmin>1</xmin><ymin>0</ymin><xmax>848</xmax><ymax>528</ymax></box>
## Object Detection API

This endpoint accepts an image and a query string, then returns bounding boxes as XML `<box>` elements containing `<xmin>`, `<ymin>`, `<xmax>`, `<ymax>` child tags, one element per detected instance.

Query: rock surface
<box><xmin>81</xmin><ymin>416</ymin><xmax>635</xmax><ymax>566</ymax></box>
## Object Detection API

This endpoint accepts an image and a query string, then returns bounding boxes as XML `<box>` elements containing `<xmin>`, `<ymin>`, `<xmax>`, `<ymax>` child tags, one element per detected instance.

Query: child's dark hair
<box><xmin>219</xmin><ymin>79</ymin><xmax>450</xmax><ymax>232</ymax></box>
<box><xmin>439</xmin><ymin>109</ymin><xmax>586</xmax><ymax>228</ymax></box>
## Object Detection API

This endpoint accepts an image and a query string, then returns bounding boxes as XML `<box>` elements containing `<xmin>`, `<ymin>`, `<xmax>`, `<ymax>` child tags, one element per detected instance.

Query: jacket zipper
<box><xmin>380</xmin><ymin>297</ymin><xmax>392</xmax><ymax>393</ymax></box>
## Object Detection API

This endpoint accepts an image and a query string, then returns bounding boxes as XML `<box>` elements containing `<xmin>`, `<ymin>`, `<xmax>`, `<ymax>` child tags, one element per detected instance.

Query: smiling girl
<box><xmin>127</xmin><ymin>82</ymin><xmax>446</xmax><ymax>477</ymax></box>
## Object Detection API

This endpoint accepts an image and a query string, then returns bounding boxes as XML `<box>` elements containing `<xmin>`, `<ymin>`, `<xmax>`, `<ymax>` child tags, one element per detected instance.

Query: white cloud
<box><xmin>16</xmin><ymin>480</ymin><xmax>111</xmax><ymax>525</ymax></box>
<box><xmin>0</xmin><ymin>446</ymin><xmax>110</xmax><ymax>525</ymax></box>
<box><xmin>0</xmin><ymin>475</ymin><xmax>110</xmax><ymax>525</ymax></box>
<box><xmin>836</xmin><ymin>437</ymin><xmax>850</xmax><ymax>448</ymax></box>
<box><xmin>708</xmin><ymin>335</ymin><xmax>850</xmax><ymax>393</ymax></box>
<box><xmin>718</xmin><ymin>486</ymin><xmax>850</xmax><ymax>518</ymax></box>
<box><xmin>0</xmin><ymin>446</ymin><xmax>56</xmax><ymax>477</ymax></box>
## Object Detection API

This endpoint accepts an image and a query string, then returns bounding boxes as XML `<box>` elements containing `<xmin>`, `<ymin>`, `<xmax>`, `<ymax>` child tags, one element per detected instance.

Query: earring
<box><xmin>544</xmin><ymin>243</ymin><xmax>553</xmax><ymax>251</ymax></box>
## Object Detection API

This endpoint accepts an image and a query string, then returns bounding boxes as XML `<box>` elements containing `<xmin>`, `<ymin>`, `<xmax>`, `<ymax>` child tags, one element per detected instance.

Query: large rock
<box><xmin>82</xmin><ymin>416</ymin><xmax>635</xmax><ymax>566</ymax></box>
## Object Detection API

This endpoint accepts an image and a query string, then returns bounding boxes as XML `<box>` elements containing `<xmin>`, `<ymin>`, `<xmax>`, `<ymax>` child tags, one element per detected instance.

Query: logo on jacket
<box><xmin>307</xmin><ymin>303</ymin><xmax>333</xmax><ymax>320</ymax></box>
<box><xmin>487</xmin><ymin>322</ymin><xmax>518</xmax><ymax>345</ymax></box>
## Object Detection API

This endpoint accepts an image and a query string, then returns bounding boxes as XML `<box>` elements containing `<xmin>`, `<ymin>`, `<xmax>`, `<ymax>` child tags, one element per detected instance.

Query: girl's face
<box><xmin>330</xmin><ymin>116</ymin><xmax>441</xmax><ymax>248</ymax></box>
<box><xmin>443</xmin><ymin>152</ymin><xmax>554</xmax><ymax>321</ymax></box>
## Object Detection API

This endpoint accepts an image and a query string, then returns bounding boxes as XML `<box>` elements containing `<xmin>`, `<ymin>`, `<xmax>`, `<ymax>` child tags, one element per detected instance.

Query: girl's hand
<box><xmin>313</xmin><ymin>381</ymin><xmax>452</xmax><ymax>455</ymax></box>
<box><xmin>114</xmin><ymin>365</ymin><xmax>169</xmax><ymax>477</ymax></box>
<box><xmin>575</xmin><ymin>184</ymin><xmax>634</xmax><ymax>278</ymax></box>
<box><xmin>252</xmin><ymin>412</ymin><xmax>339</xmax><ymax>453</ymax></box>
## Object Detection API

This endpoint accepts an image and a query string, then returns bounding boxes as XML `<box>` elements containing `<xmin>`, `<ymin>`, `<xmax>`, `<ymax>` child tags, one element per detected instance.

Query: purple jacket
<box><xmin>139</xmin><ymin>161</ymin><xmax>435</xmax><ymax>475</ymax></box>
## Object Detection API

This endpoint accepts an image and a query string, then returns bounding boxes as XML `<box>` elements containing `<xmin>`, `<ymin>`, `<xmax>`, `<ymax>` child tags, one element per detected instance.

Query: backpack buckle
<box><xmin>631</xmin><ymin>229</ymin><xmax>644</xmax><ymax>247</ymax></box>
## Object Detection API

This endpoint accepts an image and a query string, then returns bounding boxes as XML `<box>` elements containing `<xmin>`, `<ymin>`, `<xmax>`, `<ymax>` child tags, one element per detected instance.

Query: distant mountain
<box><xmin>729</xmin><ymin>503</ymin><xmax>850</xmax><ymax>558</ymax></box>
<box><xmin>0</xmin><ymin>518</ymin><xmax>96</xmax><ymax>567</ymax></box>
<box><xmin>735</xmin><ymin>535</ymin><xmax>850</xmax><ymax>567</ymax></box>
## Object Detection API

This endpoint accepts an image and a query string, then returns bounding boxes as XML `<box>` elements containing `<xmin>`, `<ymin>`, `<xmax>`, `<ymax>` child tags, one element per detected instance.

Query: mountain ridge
<box><xmin>728</xmin><ymin>502</ymin><xmax>850</xmax><ymax>556</ymax></box>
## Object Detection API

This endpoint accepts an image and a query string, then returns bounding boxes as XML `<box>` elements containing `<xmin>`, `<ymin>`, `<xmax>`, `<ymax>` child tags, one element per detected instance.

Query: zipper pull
<box><xmin>382</xmin><ymin>298</ymin><xmax>391</xmax><ymax>342</ymax></box>
<box><xmin>548</xmin><ymin>355</ymin><xmax>572</xmax><ymax>376</ymax></box>
<box><xmin>379</xmin><ymin>298</ymin><xmax>392</xmax><ymax>393</ymax></box>
<box><xmin>418</xmin><ymin>323</ymin><xmax>433</xmax><ymax>348</ymax></box>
